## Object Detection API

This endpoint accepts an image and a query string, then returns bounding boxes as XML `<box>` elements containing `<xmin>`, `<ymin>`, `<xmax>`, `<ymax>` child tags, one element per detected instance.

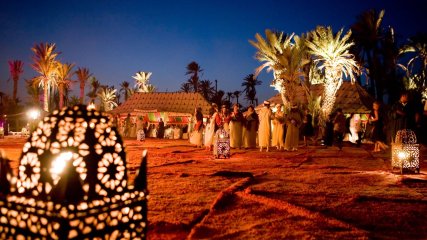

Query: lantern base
<box><xmin>0</xmin><ymin>189</ymin><xmax>147</xmax><ymax>239</ymax></box>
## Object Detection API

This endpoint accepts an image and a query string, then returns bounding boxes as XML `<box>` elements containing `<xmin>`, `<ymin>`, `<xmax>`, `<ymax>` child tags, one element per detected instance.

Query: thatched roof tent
<box><xmin>258</xmin><ymin>82</ymin><xmax>374</xmax><ymax>113</ymax></box>
<box><xmin>109</xmin><ymin>92</ymin><xmax>211</xmax><ymax>123</ymax></box>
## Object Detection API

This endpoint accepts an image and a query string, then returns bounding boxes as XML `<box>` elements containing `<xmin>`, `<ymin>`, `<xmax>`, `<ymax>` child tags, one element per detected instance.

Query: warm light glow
<box><xmin>27</xmin><ymin>109</ymin><xmax>40</xmax><ymax>120</ymax></box>
<box><xmin>50</xmin><ymin>152</ymin><xmax>73</xmax><ymax>176</ymax></box>
<box><xmin>397</xmin><ymin>151</ymin><xmax>407</xmax><ymax>160</ymax></box>
<box><xmin>87</xmin><ymin>102</ymin><xmax>96</xmax><ymax>110</ymax></box>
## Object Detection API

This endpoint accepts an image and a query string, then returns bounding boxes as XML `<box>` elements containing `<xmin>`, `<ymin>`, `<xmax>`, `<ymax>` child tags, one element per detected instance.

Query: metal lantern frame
<box><xmin>391</xmin><ymin>129</ymin><xmax>420</xmax><ymax>174</ymax></box>
<box><xmin>214</xmin><ymin>127</ymin><xmax>230</xmax><ymax>159</ymax></box>
<box><xmin>0</xmin><ymin>105</ymin><xmax>148</xmax><ymax>239</ymax></box>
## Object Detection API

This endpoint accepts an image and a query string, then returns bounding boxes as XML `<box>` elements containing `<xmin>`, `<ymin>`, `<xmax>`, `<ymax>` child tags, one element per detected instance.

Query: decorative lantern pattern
<box><xmin>391</xmin><ymin>129</ymin><xmax>420</xmax><ymax>174</ymax></box>
<box><xmin>0</xmin><ymin>105</ymin><xmax>148</xmax><ymax>239</ymax></box>
<box><xmin>214</xmin><ymin>128</ymin><xmax>230</xmax><ymax>159</ymax></box>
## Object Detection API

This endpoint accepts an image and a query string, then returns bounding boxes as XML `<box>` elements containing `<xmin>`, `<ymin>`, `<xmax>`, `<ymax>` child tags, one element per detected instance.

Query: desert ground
<box><xmin>1</xmin><ymin>136</ymin><xmax>427</xmax><ymax>239</ymax></box>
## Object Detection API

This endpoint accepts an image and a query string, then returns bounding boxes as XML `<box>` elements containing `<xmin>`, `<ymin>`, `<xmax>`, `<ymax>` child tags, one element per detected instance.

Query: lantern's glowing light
<box><xmin>50</xmin><ymin>152</ymin><xmax>73</xmax><ymax>176</ymax></box>
<box><xmin>397</xmin><ymin>151</ymin><xmax>407</xmax><ymax>160</ymax></box>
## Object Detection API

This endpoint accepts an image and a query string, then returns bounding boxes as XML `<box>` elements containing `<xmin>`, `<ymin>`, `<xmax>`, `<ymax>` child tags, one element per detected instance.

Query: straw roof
<box><xmin>110</xmin><ymin>92</ymin><xmax>212</xmax><ymax>115</ymax></box>
<box><xmin>258</xmin><ymin>82</ymin><xmax>374</xmax><ymax>113</ymax></box>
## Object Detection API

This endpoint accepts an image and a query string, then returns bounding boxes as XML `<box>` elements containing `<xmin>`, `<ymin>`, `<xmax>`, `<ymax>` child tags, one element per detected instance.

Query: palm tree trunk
<box><xmin>80</xmin><ymin>86</ymin><xmax>84</xmax><ymax>104</ymax></box>
<box><xmin>59</xmin><ymin>84</ymin><xmax>64</xmax><ymax>109</ymax></box>
<box><xmin>44</xmin><ymin>82</ymin><xmax>49</xmax><ymax>112</ymax></box>
<box><xmin>13</xmin><ymin>78</ymin><xmax>18</xmax><ymax>103</ymax></box>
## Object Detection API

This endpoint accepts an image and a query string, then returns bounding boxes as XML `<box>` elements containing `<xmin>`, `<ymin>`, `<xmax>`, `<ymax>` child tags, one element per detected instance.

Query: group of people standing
<box><xmin>190</xmin><ymin>100</ymin><xmax>314</xmax><ymax>152</ymax></box>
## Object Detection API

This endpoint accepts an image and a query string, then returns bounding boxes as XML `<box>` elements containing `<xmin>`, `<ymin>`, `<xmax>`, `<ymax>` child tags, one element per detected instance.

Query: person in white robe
<box><xmin>258</xmin><ymin>101</ymin><xmax>272</xmax><ymax>152</ymax></box>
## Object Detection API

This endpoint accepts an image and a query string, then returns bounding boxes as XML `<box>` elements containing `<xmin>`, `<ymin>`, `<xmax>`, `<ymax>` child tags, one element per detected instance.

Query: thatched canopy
<box><xmin>258</xmin><ymin>82</ymin><xmax>374</xmax><ymax>113</ymax></box>
<box><xmin>109</xmin><ymin>92</ymin><xmax>211</xmax><ymax>123</ymax></box>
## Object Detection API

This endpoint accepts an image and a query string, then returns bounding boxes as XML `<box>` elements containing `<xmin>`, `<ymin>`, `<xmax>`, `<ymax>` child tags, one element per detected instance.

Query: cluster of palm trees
<box><xmin>250</xmin><ymin>9</ymin><xmax>426</xmax><ymax>122</ymax></box>
<box><xmin>4</xmin><ymin>43</ymin><xmax>159</xmax><ymax>114</ymax></box>
<box><xmin>180</xmin><ymin>61</ymin><xmax>262</xmax><ymax>107</ymax></box>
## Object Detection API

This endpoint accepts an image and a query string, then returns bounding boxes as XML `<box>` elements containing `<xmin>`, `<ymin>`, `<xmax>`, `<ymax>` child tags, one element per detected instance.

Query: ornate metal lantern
<box><xmin>214</xmin><ymin>127</ymin><xmax>230</xmax><ymax>159</ymax></box>
<box><xmin>0</xmin><ymin>105</ymin><xmax>148</xmax><ymax>239</ymax></box>
<box><xmin>391</xmin><ymin>129</ymin><xmax>420</xmax><ymax>174</ymax></box>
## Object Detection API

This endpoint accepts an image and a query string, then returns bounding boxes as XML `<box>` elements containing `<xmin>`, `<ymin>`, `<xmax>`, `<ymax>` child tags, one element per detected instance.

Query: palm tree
<box><xmin>145</xmin><ymin>84</ymin><xmax>156</xmax><ymax>93</ymax></box>
<box><xmin>30</xmin><ymin>43</ymin><xmax>59</xmax><ymax>112</ymax></box>
<box><xmin>119</xmin><ymin>81</ymin><xmax>133</xmax><ymax>101</ymax></box>
<box><xmin>226</xmin><ymin>91</ymin><xmax>234</xmax><ymax>103</ymax></box>
<box><xmin>250</xmin><ymin>29</ymin><xmax>305</xmax><ymax>107</ymax></box>
<box><xmin>133</xmin><ymin>71</ymin><xmax>152</xmax><ymax>92</ymax></box>
<box><xmin>8</xmin><ymin>60</ymin><xmax>24</xmax><ymax>104</ymax></box>
<box><xmin>212</xmin><ymin>89</ymin><xmax>225</xmax><ymax>106</ymax></box>
<box><xmin>87</xmin><ymin>77</ymin><xmax>101</xmax><ymax>104</ymax></box>
<box><xmin>56</xmin><ymin>62</ymin><xmax>75</xmax><ymax>109</ymax></box>
<box><xmin>68</xmin><ymin>96</ymin><xmax>80</xmax><ymax>106</ymax></box>
<box><xmin>97</xmin><ymin>86</ymin><xmax>118</xmax><ymax>111</ymax></box>
<box><xmin>25</xmin><ymin>79</ymin><xmax>40</xmax><ymax>105</ymax></box>
<box><xmin>186</xmin><ymin>61</ymin><xmax>203</xmax><ymax>93</ymax></box>
<box><xmin>180</xmin><ymin>82</ymin><xmax>191</xmax><ymax>92</ymax></box>
<box><xmin>198</xmin><ymin>80</ymin><xmax>215</xmax><ymax>101</ymax></box>
<box><xmin>75</xmin><ymin>67</ymin><xmax>92</xmax><ymax>104</ymax></box>
<box><xmin>233</xmin><ymin>91</ymin><xmax>241</xmax><ymax>105</ymax></box>
<box><xmin>398</xmin><ymin>33</ymin><xmax>427</xmax><ymax>98</ymax></box>
<box><xmin>241</xmin><ymin>74</ymin><xmax>262</xmax><ymax>105</ymax></box>
<box><xmin>351</xmin><ymin>9</ymin><xmax>386</xmax><ymax>99</ymax></box>
<box><xmin>306</xmin><ymin>26</ymin><xmax>359</xmax><ymax>119</ymax></box>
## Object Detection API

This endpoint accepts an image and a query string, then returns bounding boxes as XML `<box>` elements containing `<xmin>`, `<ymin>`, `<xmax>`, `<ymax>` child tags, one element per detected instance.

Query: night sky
<box><xmin>1</xmin><ymin>0</ymin><xmax>426</xmax><ymax>105</ymax></box>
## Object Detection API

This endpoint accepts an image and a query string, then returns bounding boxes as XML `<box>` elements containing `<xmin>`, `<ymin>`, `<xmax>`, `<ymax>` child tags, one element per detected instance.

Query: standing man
<box><xmin>158</xmin><ymin>118</ymin><xmax>165</xmax><ymax>139</ymax></box>
<box><xmin>390</xmin><ymin>91</ymin><xmax>418</xmax><ymax>142</ymax></box>
<box><xmin>258</xmin><ymin>101</ymin><xmax>272</xmax><ymax>152</ymax></box>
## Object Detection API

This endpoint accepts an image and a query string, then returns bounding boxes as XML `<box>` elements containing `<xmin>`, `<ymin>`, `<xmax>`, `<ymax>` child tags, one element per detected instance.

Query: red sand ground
<box><xmin>1</xmin><ymin>137</ymin><xmax>427</xmax><ymax>239</ymax></box>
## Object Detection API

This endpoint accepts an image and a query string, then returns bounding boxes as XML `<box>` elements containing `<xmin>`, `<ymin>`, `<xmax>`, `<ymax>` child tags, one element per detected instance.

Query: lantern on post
<box><xmin>391</xmin><ymin>129</ymin><xmax>420</xmax><ymax>174</ymax></box>
<box><xmin>0</xmin><ymin>105</ymin><xmax>148</xmax><ymax>239</ymax></box>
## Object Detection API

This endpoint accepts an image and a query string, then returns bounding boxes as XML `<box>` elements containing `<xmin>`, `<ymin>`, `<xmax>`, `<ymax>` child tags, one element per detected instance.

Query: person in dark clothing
<box><xmin>369</xmin><ymin>101</ymin><xmax>388</xmax><ymax>152</ymax></box>
<box><xmin>302</xmin><ymin>110</ymin><xmax>314</xmax><ymax>147</ymax></box>
<box><xmin>157</xmin><ymin>118</ymin><xmax>165</xmax><ymax>139</ymax></box>
<box><xmin>324</xmin><ymin>115</ymin><xmax>334</xmax><ymax>146</ymax></box>
<box><xmin>390</xmin><ymin>92</ymin><xmax>418</xmax><ymax>142</ymax></box>
<box><xmin>333</xmin><ymin>108</ymin><xmax>346</xmax><ymax>150</ymax></box>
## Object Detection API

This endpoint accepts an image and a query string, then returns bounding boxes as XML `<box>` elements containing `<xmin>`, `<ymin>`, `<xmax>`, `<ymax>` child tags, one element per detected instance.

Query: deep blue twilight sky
<box><xmin>1</xmin><ymin>0</ymin><xmax>426</xmax><ymax>105</ymax></box>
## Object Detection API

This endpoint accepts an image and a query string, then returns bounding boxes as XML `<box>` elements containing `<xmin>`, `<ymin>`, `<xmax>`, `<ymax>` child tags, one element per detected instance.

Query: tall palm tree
<box><xmin>119</xmin><ymin>81</ymin><xmax>133</xmax><ymax>101</ymax></box>
<box><xmin>8</xmin><ymin>60</ymin><xmax>24</xmax><ymax>104</ymax></box>
<box><xmin>249</xmin><ymin>29</ymin><xmax>294</xmax><ymax>79</ymax></box>
<box><xmin>87</xmin><ymin>77</ymin><xmax>101</xmax><ymax>104</ymax></box>
<box><xmin>133</xmin><ymin>71</ymin><xmax>152</xmax><ymax>92</ymax></box>
<box><xmin>351</xmin><ymin>9</ymin><xmax>386</xmax><ymax>99</ymax></box>
<box><xmin>186</xmin><ymin>61</ymin><xmax>203</xmax><ymax>93</ymax></box>
<box><xmin>75</xmin><ymin>67</ymin><xmax>92</xmax><ymax>104</ymax></box>
<box><xmin>30</xmin><ymin>43</ymin><xmax>59</xmax><ymax>112</ymax></box>
<box><xmin>250</xmin><ymin>29</ymin><xmax>303</xmax><ymax>107</ymax></box>
<box><xmin>198</xmin><ymin>80</ymin><xmax>215</xmax><ymax>101</ymax></box>
<box><xmin>307</xmin><ymin>27</ymin><xmax>359</xmax><ymax>115</ymax></box>
<box><xmin>233</xmin><ymin>91</ymin><xmax>241</xmax><ymax>105</ymax></box>
<box><xmin>226</xmin><ymin>91</ymin><xmax>234</xmax><ymax>103</ymax></box>
<box><xmin>241</xmin><ymin>74</ymin><xmax>262</xmax><ymax>105</ymax></box>
<box><xmin>97</xmin><ymin>86</ymin><xmax>118</xmax><ymax>111</ymax></box>
<box><xmin>56</xmin><ymin>62</ymin><xmax>75</xmax><ymax>109</ymax></box>
<box><xmin>399</xmin><ymin>33</ymin><xmax>427</xmax><ymax>98</ymax></box>
<box><xmin>306</xmin><ymin>26</ymin><xmax>359</xmax><ymax>119</ymax></box>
